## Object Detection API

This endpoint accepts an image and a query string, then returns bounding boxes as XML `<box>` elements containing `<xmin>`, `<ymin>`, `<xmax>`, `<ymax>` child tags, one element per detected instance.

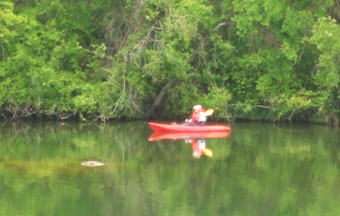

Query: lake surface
<box><xmin>0</xmin><ymin>121</ymin><xmax>340</xmax><ymax>216</ymax></box>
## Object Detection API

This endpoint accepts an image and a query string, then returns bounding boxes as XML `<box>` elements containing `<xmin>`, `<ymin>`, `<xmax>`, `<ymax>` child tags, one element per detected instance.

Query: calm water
<box><xmin>0</xmin><ymin>121</ymin><xmax>340</xmax><ymax>216</ymax></box>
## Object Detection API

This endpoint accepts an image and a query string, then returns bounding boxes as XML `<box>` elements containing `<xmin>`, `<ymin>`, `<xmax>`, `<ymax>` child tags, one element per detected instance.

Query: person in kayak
<box><xmin>186</xmin><ymin>104</ymin><xmax>206</xmax><ymax>124</ymax></box>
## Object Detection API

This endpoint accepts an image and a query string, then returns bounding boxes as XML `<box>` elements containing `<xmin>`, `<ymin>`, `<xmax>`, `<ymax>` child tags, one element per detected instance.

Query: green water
<box><xmin>0</xmin><ymin>121</ymin><xmax>340</xmax><ymax>216</ymax></box>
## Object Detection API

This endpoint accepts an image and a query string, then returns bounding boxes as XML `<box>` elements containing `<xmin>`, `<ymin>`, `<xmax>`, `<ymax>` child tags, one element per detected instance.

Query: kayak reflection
<box><xmin>148</xmin><ymin>131</ymin><xmax>230</xmax><ymax>159</ymax></box>
<box><xmin>148</xmin><ymin>131</ymin><xmax>231</xmax><ymax>141</ymax></box>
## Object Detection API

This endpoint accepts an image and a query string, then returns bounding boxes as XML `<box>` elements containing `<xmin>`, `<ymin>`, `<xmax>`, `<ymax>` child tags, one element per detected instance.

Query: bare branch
<box><xmin>214</xmin><ymin>21</ymin><xmax>229</xmax><ymax>31</ymax></box>
<box><xmin>147</xmin><ymin>80</ymin><xmax>174</xmax><ymax>117</ymax></box>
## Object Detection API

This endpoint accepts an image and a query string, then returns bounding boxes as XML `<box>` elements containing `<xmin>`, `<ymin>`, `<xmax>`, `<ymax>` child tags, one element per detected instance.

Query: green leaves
<box><xmin>0</xmin><ymin>1</ymin><xmax>26</xmax><ymax>60</ymax></box>
<box><xmin>0</xmin><ymin>0</ymin><xmax>340</xmax><ymax>122</ymax></box>
<box><xmin>310</xmin><ymin>17</ymin><xmax>340</xmax><ymax>86</ymax></box>
<box><xmin>307</xmin><ymin>16</ymin><xmax>340</xmax><ymax>115</ymax></box>
<box><xmin>0</xmin><ymin>0</ymin><xmax>110</xmax><ymax>119</ymax></box>
<box><xmin>200</xmin><ymin>86</ymin><xmax>232</xmax><ymax>120</ymax></box>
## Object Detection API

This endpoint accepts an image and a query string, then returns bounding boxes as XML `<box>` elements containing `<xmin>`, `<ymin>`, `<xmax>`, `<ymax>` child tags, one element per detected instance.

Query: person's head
<box><xmin>193</xmin><ymin>104</ymin><xmax>202</xmax><ymax>110</ymax></box>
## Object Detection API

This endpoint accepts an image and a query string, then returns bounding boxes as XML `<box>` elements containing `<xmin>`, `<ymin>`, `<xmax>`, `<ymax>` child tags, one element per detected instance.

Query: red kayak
<box><xmin>148</xmin><ymin>122</ymin><xmax>231</xmax><ymax>133</ymax></box>
<box><xmin>148</xmin><ymin>131</ymin><xmax>231</xmax><ymax>141</ymax></box>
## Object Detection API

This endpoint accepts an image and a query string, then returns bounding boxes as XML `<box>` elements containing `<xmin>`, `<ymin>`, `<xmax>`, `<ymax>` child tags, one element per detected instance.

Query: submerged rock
<box><xmin>81</xmin><ymin>161</ymin><xmax>104</xmax><ymax>167</ymax></box>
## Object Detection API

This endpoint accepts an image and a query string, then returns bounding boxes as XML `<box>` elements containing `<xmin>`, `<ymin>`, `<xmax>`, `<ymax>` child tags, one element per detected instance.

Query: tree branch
<box><xmin>147</xmin><ymin>80</ymin><xmax>174</xmax><ymax>117</ymax></box>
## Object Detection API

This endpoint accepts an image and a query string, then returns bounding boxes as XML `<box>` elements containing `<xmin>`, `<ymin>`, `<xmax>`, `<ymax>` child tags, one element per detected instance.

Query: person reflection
<box><xmin>185</xmin><ymin>138</ymin><xmax>213</xmax><ymax>158</ymax></box>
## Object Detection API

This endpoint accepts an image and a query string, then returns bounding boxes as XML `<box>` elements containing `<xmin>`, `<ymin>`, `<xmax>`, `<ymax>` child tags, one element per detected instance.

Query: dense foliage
<box><xmin>1</xmin><ymin>0</ymin><xmax>340</xmax><ymax>123</ymax></box>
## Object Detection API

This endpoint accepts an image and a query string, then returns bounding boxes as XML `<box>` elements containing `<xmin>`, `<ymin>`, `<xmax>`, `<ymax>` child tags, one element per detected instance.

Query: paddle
<box><xmin>204</xmin><ymin>109</ymin><xmax>214</xmax><ymax>116</ymax></box>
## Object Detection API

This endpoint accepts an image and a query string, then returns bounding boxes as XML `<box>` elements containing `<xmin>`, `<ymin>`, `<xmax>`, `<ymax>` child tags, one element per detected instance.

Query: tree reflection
<box><xmin>0</xmin><ymin>122</ymin><xmax>340</xmax><ymax>215</ymax></box>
